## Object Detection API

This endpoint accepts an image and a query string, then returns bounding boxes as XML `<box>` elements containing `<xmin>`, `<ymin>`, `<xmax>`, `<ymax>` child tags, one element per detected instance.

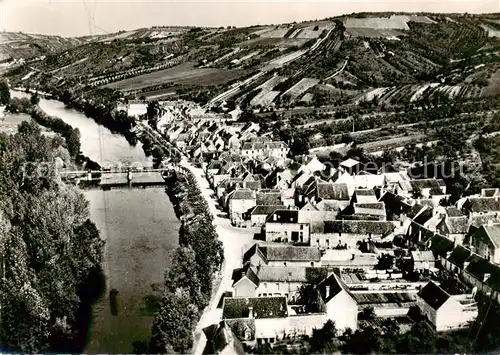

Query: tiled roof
<box><xmin>265</xmin><ymin>209</ymin><xmax>299</xmax><ymax>223</ymax></box>
<box><xmin>470</xmin><ymin>213</ymin><xmax>500</xmax><ymax>228</ymax></box>
<box><xmin>378</xmin><ymin>191</ymin><xmax>412</xmax><ymax>216</ymax></box>
<box><xmin>317</xmin><ymin>183</ymin><xmax>350</xmax><ymax>201</ymax></box>
<box><xmin>444</xmin><ymin>216</ymin><xmax>468</xmax><ymax>234</ymax></box>
<box><xmin>473</xmin><ymin>224</ymin><xmax>500</xmax><ymax>248</ymax></box>
<box><xmin>418</xmin><ymin>281</ymin><xmax>450</xmax><ymax>310</ymax></box>
<box><xmin>445</xmin><ymin>207</ymin><xmax>463</xmax><ymax>217</ymax></box>
<box><xmin>317</xmin><ymin>272</ymin><xmax>352</xmax><ymax>303</ymax></box>
<box><xmin>262</xmin><ymin>245</ymin><xmax>321</xmax><ymax>262</ymax></box>
<box><xmin>255</xmin><ymin>265</ymin><xmax>308</xmax><ymax>283</ymax></box>
<box><xmin>482</xmin><ymin>188</ymin><xmax>499</xmax><ymax>197</ymax></box>
<box><xmin>232</xmin><ymin>189</ymin><xmax>255</xmax><ymax>200</ymax></box>
<box><xmin>411</xmin><ymin>250</ymin><xmax>435</xmax><ymax>262</ymax></box>
<box><xmin>256</xmin><ymin>192</ymin><xmax>282</xmax><ymax>205</ymax></box>
<box><xmin>322</xmin><ymin>220</ymin><xmax>395</xmax><ymax>235</ymax></box>
<box><xmin>447</xmin><ymin>245</ymin><xmax>471</xmax><ymax>267</ymax></box>
<box><xmin>232</xmin><ymin>263</ymin><xmax>260</xmax><ymax>287</ymax></box>
<box><xmin>467</xmin><ymin>197</ymin><xmax>500</xmax><ymax>212</ymax></box>
<box><xmin>223</xmin><ymin>297</ymin><xmax>288</xmax><ymax>319</ymax></box>
<box><xmin>355</xmin><ymin>188</ymin><xmax>376</xmax><ymax>196</ymax></box>
<box><xmin>427</xmin><ymin>234</ymin><xmax>454</xmax><ymax>257</ymax></box>
<box><xmin>250</xmin><ymin>205</ymin><xmax>283</xmax><ymax>216</ymax></box>
<box><xmin>354</xmin><ymin>202</ymin><xmax>385</xmax><ymax>210</ymax></box>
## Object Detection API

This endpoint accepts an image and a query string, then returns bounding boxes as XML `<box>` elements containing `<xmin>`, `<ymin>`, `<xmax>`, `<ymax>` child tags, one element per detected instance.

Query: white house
<box><xmin>262</xmin><ymin>209</ymin><xmax>310</xmax><ymax>244</ymax></box>
<box><xmin>417</xmin><ymin>281</ymin><xmax>478</xmax><ymax>332</ymax></box>
<box><xmin>316</xmin><ymin>272</ymin><xmax>358</xmax><ymax>332</ymax></box>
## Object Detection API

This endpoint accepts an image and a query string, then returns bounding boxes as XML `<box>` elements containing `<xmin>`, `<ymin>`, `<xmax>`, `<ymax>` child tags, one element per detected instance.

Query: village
<box><xmin>124</xmin><ymin>99</ymin><xmax>500</xmax><ymax>353</ymax></box>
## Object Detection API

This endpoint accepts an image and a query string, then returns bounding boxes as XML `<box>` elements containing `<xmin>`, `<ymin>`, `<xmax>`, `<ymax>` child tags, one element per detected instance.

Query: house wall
<box><xmin>326</xmin><ymin>291</ymin><xmax>358</xmax><ymax>331</ymax></box>
<box><xmin>435</xmin><ymin>299</ymin><xmax>477</xmax><ymax>332</ymax></box>
<box><xmin>265</xmin><ymin>223</ymin><xmax>310</xmax><ymax>244</ymax></box>
<box><xmin>311</xmin><ymin>233</ymin><xmax>376</xmax><ymax>249</ymax></box>
<box><xmin>373</xmin><ymin>306</ymin><xmax>410</xmax><ymax>317</ymax></box>
<box><xmin>440</xmin><ymin>258</ymin><xmax>500</xmax><ymax>306</ymax></box>
<box><xmin>256</xmin><ymin>281</ymin><xmax>304</xmax><ymax>301</ymax></box>
<box><xmin>229</xmin><ymin>199</ymin><xmax>257</xmax><ymax>224</ymax></box>
<box><xmin>251</xmin><ymin>214</ymin><xmax>268</xmax><ymax>227</ymax></box>
<box><xmin>233</xmin><ymin>278</ymin><xmax>258</xmax><ymax>298</ymax></box>
<box><xmin>254</xmin><ymin>314</ymin><xmax>328</xmax><ymax>341</ymax></box>
<box><xmin>417</xmin><ymin>296</ymin><xmax>437</xmax><ymax>326</ymax></box>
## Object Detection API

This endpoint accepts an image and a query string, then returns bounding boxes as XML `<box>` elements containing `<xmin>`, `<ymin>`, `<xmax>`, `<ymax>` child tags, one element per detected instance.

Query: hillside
<box><xmin>3</xmin><ymin>12</ymin><xmax>500</xmax><ymax>107</ymax></box>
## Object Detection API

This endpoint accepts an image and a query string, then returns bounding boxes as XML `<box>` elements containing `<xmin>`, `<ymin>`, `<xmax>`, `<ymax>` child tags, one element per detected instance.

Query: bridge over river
<box><xmin>58</xmin><ymin>167</ymin><xmax>177</xmax><ymax>190</ymax></box>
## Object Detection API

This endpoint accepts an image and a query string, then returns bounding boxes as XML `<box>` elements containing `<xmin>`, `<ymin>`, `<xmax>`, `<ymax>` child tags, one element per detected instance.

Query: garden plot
<box><xmin>410</xmin><ymin>83</ymin><xmax>440</xmax><ymax>102</ymax></box>
<box><xmin>282</xmin><ymin>78</ymin><xmax>320</xmax><ymax>101</ymax></box>
<box><xmin>260</xmin><ymin>27</ymin><xmax>291</xmax><ymax>38</ymax></box>
<box><xmin>250</xmin><ymin>90</ymin><xmax>281</xmax><ymax>107</ymax></box>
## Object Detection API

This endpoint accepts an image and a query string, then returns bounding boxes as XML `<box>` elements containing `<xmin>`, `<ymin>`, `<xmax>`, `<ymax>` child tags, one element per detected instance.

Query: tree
<box><xmin>376</xmin><ymin>254</ymin><xmax>394</xmax><ymax>270</ymax></box>
<box><xmin>310</xmin><ymin>320</ymin><xmax>337</xmax><ymax>352</ymax></box>
<box><xmin>150</xmin><ymin>288</ymin><xmax>198</xmax><ymax>353</ymax></box>
<box><xmin>290</xmin><ymin>136</ymin><xmax>310</xmax><ymax>157</ymax></box>
<box><xmin>30</xmin><ymin>93</ymin><xmax>40</xmax><ymax>106</ymax></box>
<box><xmin>0</xmin><ymin>80</ymin><xmax>10</xmax><ymax>105</ymax></box>
<box><xmin>360</xmin><ymin>306</ymin><xmax>375</xmax><ymax>320</ymax></box>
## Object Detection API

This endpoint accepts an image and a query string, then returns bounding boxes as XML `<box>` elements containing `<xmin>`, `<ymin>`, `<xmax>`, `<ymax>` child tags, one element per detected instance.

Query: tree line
<box><xmin>0</xmin><ymin>121</ymin><xmax>105</xmax><ymax>352</ymax></box>
<box><xmin>148</xmin><ymin>169</ymin><xmax>224</xmax><ymax>353</ymax></box>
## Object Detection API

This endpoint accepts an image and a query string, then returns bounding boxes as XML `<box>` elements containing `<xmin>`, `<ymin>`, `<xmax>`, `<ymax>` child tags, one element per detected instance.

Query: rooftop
<box><xmin>223</xmin><ymin>297</ymin><xmax>288</xmax><ymax>319</ymax></box>
<box><xmin>418</xmin><ymin>281</ymin><xmax>450</xmax><ymax>310</ymax></box>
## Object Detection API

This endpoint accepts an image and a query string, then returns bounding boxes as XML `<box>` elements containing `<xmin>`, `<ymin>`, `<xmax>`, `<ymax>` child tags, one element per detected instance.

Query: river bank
<box><xmin>8</xmin><ymin>90</ymin><xmax>179</xmax><ymax>353</ymax></box>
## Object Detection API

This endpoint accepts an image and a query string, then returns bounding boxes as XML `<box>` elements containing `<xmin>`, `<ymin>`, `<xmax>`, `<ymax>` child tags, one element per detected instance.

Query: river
<box><xmin>10</xmin><ymin>91</ymin><xmax>180</xmax><ymax>353</ymax></box>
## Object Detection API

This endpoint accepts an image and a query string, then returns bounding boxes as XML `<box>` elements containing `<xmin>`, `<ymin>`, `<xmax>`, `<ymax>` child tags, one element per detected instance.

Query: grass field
<box><xmin>346</xmin><ymin>28</ymin><xmax>406</xmax><ymax>38</ymax></box>
<box><xmin>250</xmin><ymin>90</ymin><xmax>281</xmax><ymax>107</ymax></box>
<box><xmin>282</xmin><ymin>77</ymin><xmax>320</xmax><ymax>101</ymax></box>
<box><xmin>105</xmin><ymin>62</ymin><xmax>248</xmax><ymax>91</ymax></box>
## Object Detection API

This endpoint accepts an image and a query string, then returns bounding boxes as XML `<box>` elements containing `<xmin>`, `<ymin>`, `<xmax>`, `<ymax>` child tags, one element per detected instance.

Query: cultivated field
<box><xmin>346</xmin><ymin>28</ymin><xmax>405</xmax><ymax>38</ymax></box>
<box><xmin>344</xmin><ymin>16</ymin><xmax>410</xmax><ymax>30</ymax></box>
<box><xmin>105</xmin><ymin>62</ymin><xmax>247</xmax><ymax>91</ymax></box>
<box><xmin>282</xmin><ymin>77</ymin><xmax>320</xmax><ymax>101</ymax></box>
<box><xmin>250</xmin><ymin>90</ymin><xmax>281</xmax><ymax>107</ymax></box>
<box><xmin>259</xmin><ymin>27</ymin><xmax>292</xmax><ymax>38</ymax></box>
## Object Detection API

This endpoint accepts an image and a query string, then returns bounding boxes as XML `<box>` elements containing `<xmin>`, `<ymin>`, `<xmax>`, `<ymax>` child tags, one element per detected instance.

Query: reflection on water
<box><xmin>83</xmin><ymin>188</ymin><xmax>179</xmax><ymax>353</ymax></box>
<box><xmin>10</xmin><ymin>90</ymin><xmax>151</xmax><ymax>167</ymax></box>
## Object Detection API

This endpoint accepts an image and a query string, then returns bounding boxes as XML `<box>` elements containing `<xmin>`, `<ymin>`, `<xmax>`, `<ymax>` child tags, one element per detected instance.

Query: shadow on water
<box><xmin>49</xmin><ymin>266</ymin><xmax>106</xmax><ymax>353</ymax></box>
<box><xmin>109</xmin><ymin>289</ymin><xmax>119</xmax><ymax>316</ymax></box>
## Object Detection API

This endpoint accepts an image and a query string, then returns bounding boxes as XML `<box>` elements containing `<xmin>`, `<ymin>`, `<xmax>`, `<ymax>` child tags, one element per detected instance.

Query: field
<box><xmin>259</xmin><ymin>27</ymin><xmax>292</xmax><ymax>38</ymax></box>
<box><xmin>282</xmin><ymin>78</ymin><xmax>320</xmax><ymax>101</ymax></box>
<box><xmin>250</xmin><ymin>90</ymin><xmax>281</xmax><ymax>107</ymax></box>
<box><xmin>105</xmin><ymin>62</ymin><xmax>247</xmax><ymax>91</ymax></box>
<box><xmin>346</xmin><ymin>28</ymin><xmax>405</xmax><ymax>38</ymax></box>
<box><xmin>241</xmin><ymin>37</ymin><xmax>308</xmax><ymax>48</ymax></box>
<box><xmin>344</xmin><ymin>16</ymin><xmax>410</xmax><ymax>30</ymax></box>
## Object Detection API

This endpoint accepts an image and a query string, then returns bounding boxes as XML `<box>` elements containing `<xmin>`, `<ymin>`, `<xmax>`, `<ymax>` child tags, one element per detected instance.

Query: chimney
<box><xmin>488</xmin><ymin>219</ymin><xmax>494</xmax><ymax>227</ymax></box>
<box><xmin>484</xmin><ymin>273</ymin><xmax>491</xmax><ymax>282</ymax></box>
<box><xmin>464</xmin><ymin>261</ymin><xmax>470</xmax><ymax>269</ymax></box>
<box><xmin>273</xmin><ymin>214</ymin><xmax>277</xmax><ymax>221</ymax></box>
<box><xmin>446</xmin><ymin>250</ymin><xmax>452</xmax><ymax>259</ymax></box>
<box><xmin>325</xmin><ymin>286</ymin><xmax>330</xmax><ymax>299</ymax></box>
<box><xmin>248</xmin><ymin>306</ymin><xmax>254</xmax><ymax>319</ymax></box>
